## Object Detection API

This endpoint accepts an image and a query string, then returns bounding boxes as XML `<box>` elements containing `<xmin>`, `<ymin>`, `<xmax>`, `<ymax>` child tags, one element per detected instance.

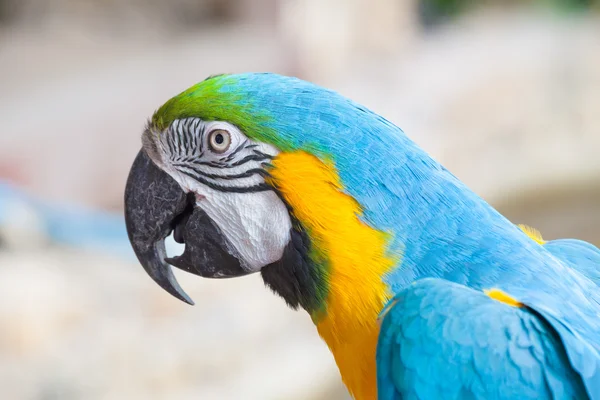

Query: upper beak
<box><xmin>124</xmin><ymin>150</ymin><xmax>247</xmax><ymax>305</ymax></box>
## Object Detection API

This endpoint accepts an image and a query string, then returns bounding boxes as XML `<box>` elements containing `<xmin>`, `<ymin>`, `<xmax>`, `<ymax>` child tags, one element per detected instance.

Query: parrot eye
<box><xmin>208</xmin><ymin>129</ymin><xmax>231</xmax><ymax>154</ymax></box>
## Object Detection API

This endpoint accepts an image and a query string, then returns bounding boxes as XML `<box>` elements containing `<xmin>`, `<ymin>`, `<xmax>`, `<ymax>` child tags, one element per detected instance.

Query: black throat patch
<box><xmin>261</xmin><ymin>221</ymin><xmax>327</xmax><ymax>316</ymax></box>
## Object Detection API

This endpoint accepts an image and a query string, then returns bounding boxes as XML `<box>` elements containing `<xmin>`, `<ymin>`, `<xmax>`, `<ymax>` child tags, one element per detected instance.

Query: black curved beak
<box><xmin>124</xmin><ymin>150</ymin><xmax>247</xmax><ymax>305</ymax></box>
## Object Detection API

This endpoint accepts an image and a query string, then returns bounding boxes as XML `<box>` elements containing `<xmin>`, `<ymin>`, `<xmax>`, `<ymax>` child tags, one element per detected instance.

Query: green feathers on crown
<box><xmin>151</xmin><ymin>74</ymin><xmax>278</xmax><ymax>145</ymax></box>
<box><xmin>151</xmin><ymin>73</ymin><xmax>332</xmax><ymax>156</ymax></box>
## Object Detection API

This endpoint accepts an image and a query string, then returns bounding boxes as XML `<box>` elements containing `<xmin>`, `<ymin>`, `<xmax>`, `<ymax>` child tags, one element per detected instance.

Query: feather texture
<box><xmin>377</xmin><ymin>278</ymin><xmax>590</xmax><ymax>400</ymax></box>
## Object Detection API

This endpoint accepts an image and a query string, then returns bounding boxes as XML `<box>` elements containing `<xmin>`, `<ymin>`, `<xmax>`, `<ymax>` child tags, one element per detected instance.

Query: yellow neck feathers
<box><xmin>267</xmin><ymin>151</ymin><xmax>396</xmax><ymax>400</ymax></box>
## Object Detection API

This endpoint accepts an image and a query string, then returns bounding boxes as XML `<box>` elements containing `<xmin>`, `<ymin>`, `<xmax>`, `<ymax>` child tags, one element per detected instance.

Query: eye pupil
<box><xmin>215</xmin><ymin>134</ymin><xmax>224</xmax><ymax>144</ymax></box>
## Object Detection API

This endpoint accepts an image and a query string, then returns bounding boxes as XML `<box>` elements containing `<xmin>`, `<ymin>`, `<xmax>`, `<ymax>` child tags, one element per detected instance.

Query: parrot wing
<box><xmin>376</xmin><ymin>278</ymin><xmax>597</xmax><ymax>400</ymax></box>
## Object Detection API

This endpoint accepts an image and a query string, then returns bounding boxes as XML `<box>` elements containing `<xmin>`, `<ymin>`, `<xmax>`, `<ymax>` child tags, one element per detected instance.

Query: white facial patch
<box><xmin>194</xmin><ymin>186</ymin><xmax>292</xmax><ymax>271</ymax></box>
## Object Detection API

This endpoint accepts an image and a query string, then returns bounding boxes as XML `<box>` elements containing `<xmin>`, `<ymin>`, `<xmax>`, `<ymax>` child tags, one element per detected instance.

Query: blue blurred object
<box><xmin>0</xmin><ymin>181</ymin><xmax>135</xmax><ymax>259</ymax></box>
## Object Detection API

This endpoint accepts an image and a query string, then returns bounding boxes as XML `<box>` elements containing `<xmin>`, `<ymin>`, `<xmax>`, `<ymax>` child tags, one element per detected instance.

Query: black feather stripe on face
<box><xmin>178</xmin><ymin>169</ymin><xmax>272</xmax><ymax>193</ymax></box>
<box><xmin>156</xmin><ymin>117</ymin><xmax>276</xmax><ymax>194</ymax></box>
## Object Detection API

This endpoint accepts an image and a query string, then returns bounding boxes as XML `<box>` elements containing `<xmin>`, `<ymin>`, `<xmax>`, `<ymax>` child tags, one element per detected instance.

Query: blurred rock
<box><xmin>0</xmin><ymin>249</ymin><xmax>345</xmax><ymax>400</ymax></box>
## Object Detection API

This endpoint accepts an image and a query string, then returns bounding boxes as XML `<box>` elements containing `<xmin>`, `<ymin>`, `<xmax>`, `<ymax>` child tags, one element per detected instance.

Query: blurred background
<box><xmin>0</xmin><ymin>0</ymin><xmax>599</xmax><ymax>399</ymax></box>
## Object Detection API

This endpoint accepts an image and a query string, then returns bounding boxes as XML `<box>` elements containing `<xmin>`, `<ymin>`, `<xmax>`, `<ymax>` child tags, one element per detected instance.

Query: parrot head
<box><xmin>125</xmin><ymin>73</ymin><xmax>403</xmax><ymax>313</ymax></box>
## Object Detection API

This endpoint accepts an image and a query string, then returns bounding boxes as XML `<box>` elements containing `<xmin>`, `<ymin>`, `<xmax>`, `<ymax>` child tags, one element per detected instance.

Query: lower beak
<box><xmin>124</xmin><ymin>150</ymin><xmax>247</xmax><ymax>305</ymax></box>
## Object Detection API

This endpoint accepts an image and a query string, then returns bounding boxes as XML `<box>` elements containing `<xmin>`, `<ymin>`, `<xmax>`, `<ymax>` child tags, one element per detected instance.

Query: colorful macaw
<box><xmin>124</xmin><ymin>73</ymin><xmax>600</xmax><ymax>400</ymax></box>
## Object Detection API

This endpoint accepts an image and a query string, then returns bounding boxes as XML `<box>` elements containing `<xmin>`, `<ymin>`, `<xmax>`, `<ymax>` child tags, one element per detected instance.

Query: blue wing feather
<box><xmin>377</xmin><ymin>278</ymin><xmax>591</xmax><ymax>400</ymax></box>
<box><xmin>522</xmin><ymin>303</ymin><xmax>600</xmax><ymax>399</ymax></box>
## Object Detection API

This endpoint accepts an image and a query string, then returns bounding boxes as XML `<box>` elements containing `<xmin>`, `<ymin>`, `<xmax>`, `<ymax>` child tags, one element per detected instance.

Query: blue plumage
<box><xmin>222</xmin><ymin>74</ymin><xmax>600</xmax><ymax>399</ymax></box>
<box><xmin>377</xmin><ymin>279</ymin><xmax>589</xmax><ymax>400</ymax></box>
<box><xmin>545</xmin><ymin>239</ymin><xmax>600</xmax><ymax>285</ymax></box>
